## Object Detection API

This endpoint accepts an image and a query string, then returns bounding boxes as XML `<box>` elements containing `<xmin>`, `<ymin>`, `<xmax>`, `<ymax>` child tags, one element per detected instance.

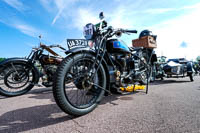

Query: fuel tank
<box><xmin>41</xmin><ymin>55</ymin><xmax>62</xmax><ymax>65</ymax></box>
<box><xmin>106</xmin><ymin>39</ymin><xmax>131</xmax><ymax>54</ymax></box>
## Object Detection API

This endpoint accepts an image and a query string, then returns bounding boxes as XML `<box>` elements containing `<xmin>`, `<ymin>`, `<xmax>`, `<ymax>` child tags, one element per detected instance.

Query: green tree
<box><xmin>0</xmin><ymin>58</ymin><xmax>6</xmax><ymax>62</ymax></box>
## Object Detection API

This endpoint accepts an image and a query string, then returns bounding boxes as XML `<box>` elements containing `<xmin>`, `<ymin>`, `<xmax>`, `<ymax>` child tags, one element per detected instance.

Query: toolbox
<box><xmin>132</xmin><ymin>36</ymin><xmax>157</xmax><ymax>48</ymax></box>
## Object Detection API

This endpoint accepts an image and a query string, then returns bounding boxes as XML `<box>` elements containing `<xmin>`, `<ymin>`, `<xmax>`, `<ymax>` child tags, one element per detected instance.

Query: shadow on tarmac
<box><xmin>0</xmin><ymin>87</ymin><xmax>144</xmax><ymax>133</ymax></box>
<box><xmin>0</xmin><ymin>103</ymin><xmax>74</xmax><ymax>133</ymax></box>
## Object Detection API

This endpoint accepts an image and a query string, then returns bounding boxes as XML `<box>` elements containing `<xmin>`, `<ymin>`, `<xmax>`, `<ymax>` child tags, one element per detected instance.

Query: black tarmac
<box><xmin>0</xmin><ymin>76</ymin><xmax>200</xmax><ymax>133</ymax></box>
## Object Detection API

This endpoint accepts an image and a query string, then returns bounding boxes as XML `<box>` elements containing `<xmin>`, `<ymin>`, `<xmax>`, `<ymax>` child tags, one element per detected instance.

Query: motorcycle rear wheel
<box><xmin>53</xmin><ymin>53</ymin><xmax>106</xmax><ymax>116</ymax></box>
<box><xmin>139</xmin><ymin>60</ymin><xmax>151</xmax><ymax>85</ymax></box>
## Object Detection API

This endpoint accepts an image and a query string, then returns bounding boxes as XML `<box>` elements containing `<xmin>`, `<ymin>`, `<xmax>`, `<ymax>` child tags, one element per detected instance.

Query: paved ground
<box><xmin>0</xmin><ymin>76</ymin><xmax>200</xmax><ymax>133</ymax></box>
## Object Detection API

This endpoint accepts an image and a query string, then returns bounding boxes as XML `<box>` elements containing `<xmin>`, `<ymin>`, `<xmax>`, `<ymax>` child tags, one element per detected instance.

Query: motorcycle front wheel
<box><xmin>53</xmin><ymin>53</ymin><xmax>106</xmax><ymax>116</ymax></box>
<box><xmin>0</xmin><ymin>63</ymin><xmax>38</xmax><ymax>97</ymax></box>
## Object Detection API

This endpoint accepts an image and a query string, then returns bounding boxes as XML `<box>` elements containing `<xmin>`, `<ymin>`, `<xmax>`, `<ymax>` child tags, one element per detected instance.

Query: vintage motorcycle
<box><xmin>152</xmin><ymin>57</ymin><xmax>194</xmax><ymax>81</ymax></box>
<box><xmin>163</xmin><ymin>58</ymin><xmax>194</xmax><ymax>81</ymax></box>
<box><xmin>53</xmin><ymin>12</ymin><xmax>157</xmax><ymax>116</ymax></box>
<box><xmin>0</xmin><ymin>39</ymin><xmax>66</xmax><ymax>97</ymax></box>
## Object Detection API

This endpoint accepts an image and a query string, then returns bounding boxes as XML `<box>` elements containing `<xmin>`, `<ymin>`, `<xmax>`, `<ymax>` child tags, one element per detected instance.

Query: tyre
<box><xmin>150</xmin><ymin>64</ymin><xmax>156</xmax><ymax>82</ymax></box>
<box><xmin>0</xmin><ymin>62</ymin><xmax>39</xmax><ymax>97</ymax></box>
<box><xmin>53</xmin><ymin>53</ymin><xmax>106</xmax><ymax>116</ymax></box>
<box><xmin>139</xmin><ymin>59</ymin><xmax>151</xmax><ymax>85</ymax></box>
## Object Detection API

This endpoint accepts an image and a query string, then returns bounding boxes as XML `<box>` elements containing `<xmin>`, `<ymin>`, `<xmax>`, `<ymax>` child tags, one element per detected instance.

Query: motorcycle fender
<box><xmin>151</xmin><ymin>53</ymin><xmax>157</xmax><ymax>64</ymax></box>
<box><xmin>65</xmin><ymin>46</ymin><xmax>92</xmax><ymax>55</ymax></box>
<box><xmin>0</xmin><ymin>58</ymin><xmax>40</xmax><ymax>84</ymax></box>
<box><xmin>65</xmin><ymin>47</ymin><xmax>111</xmax><ymax>91</ymax></box>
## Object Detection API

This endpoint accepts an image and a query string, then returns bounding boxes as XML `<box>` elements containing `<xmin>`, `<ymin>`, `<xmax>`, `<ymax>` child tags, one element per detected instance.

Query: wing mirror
<box><xmin>99</xmin><ymin>12</ymin><xmax>104</xmax><ymax>20</ymax></box>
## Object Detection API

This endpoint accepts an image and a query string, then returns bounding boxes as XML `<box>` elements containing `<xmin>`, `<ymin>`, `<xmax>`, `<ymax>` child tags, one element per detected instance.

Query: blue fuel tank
<box><xmin>106</xmin><ymin>39</ymin><xmax>131</xmax><ymax>54</ymax></box>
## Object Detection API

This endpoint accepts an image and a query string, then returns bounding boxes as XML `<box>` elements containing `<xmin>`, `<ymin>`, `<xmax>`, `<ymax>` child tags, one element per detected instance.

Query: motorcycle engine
<box><xmin>114</xmin><ymin>51</ymin><xmax>146</xmax><ymax>87</ymax></box>
<box><xmin>113</xmin><ymin>54</ymin><xmax>136</xmax><ymax>86</ymax></box>
<box><xmin>43</xmin><ymin>65</ymin><xmax>57</xmax><ymax>79</ymax></box>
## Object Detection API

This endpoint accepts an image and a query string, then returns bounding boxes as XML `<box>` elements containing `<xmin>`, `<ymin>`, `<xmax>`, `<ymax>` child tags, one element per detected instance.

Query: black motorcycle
<box><xmin>0</xmin><ymin>40</ymin><xmax>66</xmax><ymax>97</ymax></box>
<box><xmin>53</xmin><ymin>12</ymin><xmax>157</xmax><ymax>116</ymax></box>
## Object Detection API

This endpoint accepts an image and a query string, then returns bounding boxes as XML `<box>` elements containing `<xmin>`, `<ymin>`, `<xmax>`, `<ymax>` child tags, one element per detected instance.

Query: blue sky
<box><xmin>0</xmin><ymin>0</ymin><xmax>200</xmax><ymax>60</ymax></box>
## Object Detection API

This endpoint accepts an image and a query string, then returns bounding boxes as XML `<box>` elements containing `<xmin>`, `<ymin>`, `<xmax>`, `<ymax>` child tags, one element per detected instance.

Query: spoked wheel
<box><xmin>53</xmin><ymin>53</ymin><xmax>106</xmax><ymax>116</ymax></box>
<box><xmin>0</xmin><ymin>68</ymin><xmax>5</xmax><ymax>80</ymax></box>
<box><xmin>4</xmin><ymin>68</ymin><xmax>29</xmax><ymax>89</ymax></box>
<box><xmin>0</xmin><ymin>63</ymin><xmax>37</xmax><ymax>97</ymax></box>
<box><xmin>150</xmin><ymin>64</ymin><xmax>156</xmax><ymax>82</ymax></box>
<box><xmin>139</xmin><ymin>59</ymin><xmax>151</xmax><ymax>85</ymax></box>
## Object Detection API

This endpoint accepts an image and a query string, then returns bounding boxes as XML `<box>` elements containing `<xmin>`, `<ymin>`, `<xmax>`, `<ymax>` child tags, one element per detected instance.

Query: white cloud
<box><xmin>38</xmin><ymin>0</ymin><xmax>200</xmax><ymax>60</ymax></box>
<box><xmin>151</xmin><ymin>4</ymin><xmax>200</xmax><ymax>60</ymax></box>
<box><xmin>144</xmin><ymin>8</ymin><xmax>175</xmax><ymax>14</ymax></box>
<box><xmin>71</xmin><ymin>5</ymin><xmax>136</xmax><ymax>31</ymax></box>
<box><xmin>39</xmin><ymin>0</ymin><xmax>53</xmax><ymax>12</ymax></box>
<box><xmin>51</xmin><ymin>0</ymin><xmax>68</xmax><ymax>25</ymax></box>
<box><xmin>108</xmin><ymin>6</ymin><xmax>134</xmax><ymax>29</ymax></box>
<box><xmin>40</xmin><ymin>0</ymin><xmax>81</xmax><ymax>25</ymax></box>
<box><xmin>2</xmin><ymin>0</ymin><xmax>27</xmax><ymax>11</ymax></box>
<box><xmin>14</xmin><ymin>24</ymin><xmax>41</xmax><ymax>37</ymax></box>
<box><xmin>72</xmin><ymin>8</ymin><xmax>99</xmax><ymax>30</ymax></box>
<box><xmin>51</xmin><ymin>0</ymin><xmax>80</xmax><ymax>25</ymax></box>
<box><xmin>0</xmin><ymin>18</ymin><xmax>42</xmax><ymax>37</ymax></box>
<box><xmin>143</xmin><ymin>2</ymin><xmax>200</xmax><ymax>14</ymax></box>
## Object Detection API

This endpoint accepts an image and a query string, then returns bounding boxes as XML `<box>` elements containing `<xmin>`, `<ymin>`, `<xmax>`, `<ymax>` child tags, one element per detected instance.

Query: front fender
<box><xmin>65</xmin><ymin>46</ymin><xmax>93</xmax><ymax>55</ymax></box>
<box><xmin>0</xmin><ymin>58</ymin><xmax>30</xmax><ymax>66</ymax></box>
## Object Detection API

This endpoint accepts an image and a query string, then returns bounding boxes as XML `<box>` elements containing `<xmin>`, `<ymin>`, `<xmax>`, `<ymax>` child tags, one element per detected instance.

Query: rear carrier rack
<box><xmin>132</xmin><ymin>35</ymin><xmax>157</xmax><ymax>48</ymax></box>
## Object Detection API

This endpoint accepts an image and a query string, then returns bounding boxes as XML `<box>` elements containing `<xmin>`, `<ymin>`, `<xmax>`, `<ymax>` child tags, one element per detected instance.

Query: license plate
<box><xmin>67</xmin><ymin>39</ymin><xmax>88</xmax><ymax>49</ymax></box>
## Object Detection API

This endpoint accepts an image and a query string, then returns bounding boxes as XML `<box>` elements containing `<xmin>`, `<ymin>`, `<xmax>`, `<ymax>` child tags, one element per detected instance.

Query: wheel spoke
<box><xmin>63</xmin><ymin>56</ymin><xmax>105</xmax><ymax>109</ymax></box>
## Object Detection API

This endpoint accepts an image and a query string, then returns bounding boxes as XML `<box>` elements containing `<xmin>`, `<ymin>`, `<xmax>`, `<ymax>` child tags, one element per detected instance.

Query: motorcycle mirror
<box><xmin>99</xmin><ymin>12</ymin><xmax>104</xmax><ymax>20</ymax></box>
<box><xmin>115</xmin><ymin>31</ymin><xmax>122</xmax><ymax>38</ymax></box>
<box><xmin>39</xmin><ymin>35</ymin><xmax>42</xmax><ymax>46</ymax></box>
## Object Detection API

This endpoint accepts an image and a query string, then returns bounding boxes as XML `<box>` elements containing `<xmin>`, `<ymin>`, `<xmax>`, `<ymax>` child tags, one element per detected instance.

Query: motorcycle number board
<box><xmin>67</xmin><ymin>39</ymin><xmax>89</xmax><ymax>49</ymax></box>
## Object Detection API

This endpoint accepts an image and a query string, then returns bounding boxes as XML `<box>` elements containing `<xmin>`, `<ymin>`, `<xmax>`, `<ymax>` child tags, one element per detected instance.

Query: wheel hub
<box><xmin>82</xmin><ymin>78</ymin><xmax>93</xmax><ymax>90</ymax></box>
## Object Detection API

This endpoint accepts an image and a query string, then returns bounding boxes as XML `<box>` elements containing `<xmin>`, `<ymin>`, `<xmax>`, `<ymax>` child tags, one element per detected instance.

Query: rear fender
<box><xmin>151</xmin><ymin>54</ymin><xmax>157</xmax><ymax>64</ymax></box>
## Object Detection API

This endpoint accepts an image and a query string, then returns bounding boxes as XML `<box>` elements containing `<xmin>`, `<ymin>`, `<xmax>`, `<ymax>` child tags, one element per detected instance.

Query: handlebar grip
<box><xmin>125</xmin><ymin>30</ymin><xmax>137</xmax><ymax>33</ymax></box>
<box><xmin>49</xmin><ymin>45</ymin><xmax>57</xmax><ymax>48</ymax></box>
<box><xmin>59</xmin><ymin>46</ymin><xmax>66</xmax><ymax>51</ymax></box>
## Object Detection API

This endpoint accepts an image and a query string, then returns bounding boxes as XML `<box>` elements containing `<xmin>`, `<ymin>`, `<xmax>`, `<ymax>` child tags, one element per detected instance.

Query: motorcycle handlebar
<box><xmin>49</xmin><ymin>44</ymin><xmax>59</xmax><ymax>48</ymax></box>
<box><xmin>40</xmin><ymin>44</ymin><xmax>66</xmax><ymax>50</ymax></box>
<box><xmin>123</xmin><ymin>30</ymin><xmax>137</xmax><ymax>34</ymax></box>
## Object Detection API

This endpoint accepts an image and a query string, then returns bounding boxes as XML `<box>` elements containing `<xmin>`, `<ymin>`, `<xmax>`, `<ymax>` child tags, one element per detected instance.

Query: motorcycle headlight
<box><xmin>83</xmin><ymin>23</ymin><xmax>96</xmax><ymax>40</ymax></box>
